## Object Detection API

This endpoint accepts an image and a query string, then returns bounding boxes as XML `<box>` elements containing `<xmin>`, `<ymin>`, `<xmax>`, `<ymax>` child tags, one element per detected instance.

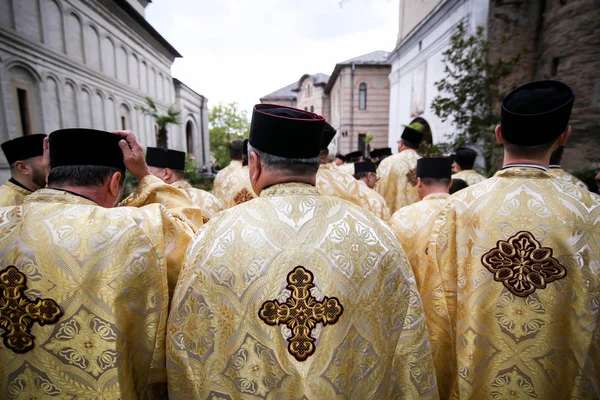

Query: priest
<box><xmin>0</xmin><ymin>134</ymin><xmax>48</xmax><ymax>206</ymax></box>
<box><xmin>353</xmin><ymin>159</ymin><xmax>390</xmax><ymax>220</ymax></box>
<box><xmin>450</xmin><ymin>147</ymin><xmax>486</xmax><ymax>186</ymax></box>
<box><xmin>316</xmin><ymin>124</ymin><xmax>380</xmax><ymax>215</ymax></box>
<box><xmin>212</xmin><ymin>138</ymin><xmax>244</xmax><ymax>204</ymax></box>
<box><xmin>0</xmin><ymin>129</ymin><xmax>195</xmax><ymax>399</ymax></box>
<box><xmin>388</xmin><ymin>157</ymin><xmax>451</xmax><ymax>280</ymax></box>
<box><xmin>144</xmin><ymin>146</ymin><xmax>223</xmax><ymax>222</ymax></box>
<box><xmin>427</xmin><ymin>80</ymin><xmax>600</xmax><ymax>399</ymax></box>
<box><xmin>548</xmin><ymin>145</ymin><xmax>588</xmax><ymax>189</ymax></box>
<box><xmin>370</xmin><ymin>147</ymin><xmax>392</xmax><ymax>166</ymax></box>
<box><xmin>166</xmin><ymin>104</ymin><xmax>437</xmax><ymax>399</ymax></box>
<box><xmin>375</xmin><ymin>125</ymin><xmax>423</xmax><ymax>213</ymax></box>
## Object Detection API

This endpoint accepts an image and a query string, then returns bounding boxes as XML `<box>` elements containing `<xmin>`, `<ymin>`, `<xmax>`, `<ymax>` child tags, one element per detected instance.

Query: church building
<box><xmin>0</xmin><ymin>0</ymin><xmax>210</xmax><ymax>181</ymax></box>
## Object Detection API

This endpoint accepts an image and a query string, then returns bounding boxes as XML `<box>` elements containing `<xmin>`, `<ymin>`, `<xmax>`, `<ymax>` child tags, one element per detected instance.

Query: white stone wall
<box><xmin>388</xmin><ymin>0</ymin><xmax>489</xmax><ymax>149</ymax></box>
<box><xmin>173</xmin><ymin>80</ymin><xmax>210</xmax><ymax>168</ymax></box>
<box><xmin>0</xmin><ymin>0</ymin><xmax>207</xmax><ymax>181</ymax></box>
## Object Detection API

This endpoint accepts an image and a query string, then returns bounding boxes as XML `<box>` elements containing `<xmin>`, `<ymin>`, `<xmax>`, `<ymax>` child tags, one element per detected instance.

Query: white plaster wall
<box><xmin>0</xmin><ymin>0</ymin><xmax>207</xmax><ymax>180</ymax></box>
<box><xmin>388</xmin><ymin>0</ymin><xmax>490</xmax><ymax>150</ymax></box>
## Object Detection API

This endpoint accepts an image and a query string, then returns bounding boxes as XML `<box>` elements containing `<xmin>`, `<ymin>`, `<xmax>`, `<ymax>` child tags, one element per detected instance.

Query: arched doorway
<box><xmin>186</xmin><ymin>120</ymin><xmax>194</xmax><ymax>156</ymax></box>
<box><xmin>410</xmin><ymin>117</ymin><xmax>432</xmax><ymax>145</ymax></box>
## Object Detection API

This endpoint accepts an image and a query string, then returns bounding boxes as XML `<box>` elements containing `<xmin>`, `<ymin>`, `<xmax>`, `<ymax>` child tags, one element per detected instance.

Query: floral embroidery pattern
<box><xmin>258</xmin><ymin>266</ymin><xmax>343</xmax><ymax>361</ymax></box>
<box><xmin>234</xmin><ymin>188</ymin><xmax>255</xmax><ymax>205</ymax></box>
<box><xmin>0</xmin><ymin>266</ymin><xmax>62</xmax><ymax>353</ymax></box>
<box><xmin>481</xmin><ymin>231</ymin><xmax>566</xmax><ymax>297</ymax></box>
<box><xmin>45</xmin><ymin>309</ymin><xmax>118</xmax><ymax>376</ymax></box>
<box><xmin>406</xmin><ymin>168</ymin><xmax>418</xmax><ymax>186</ymax></box>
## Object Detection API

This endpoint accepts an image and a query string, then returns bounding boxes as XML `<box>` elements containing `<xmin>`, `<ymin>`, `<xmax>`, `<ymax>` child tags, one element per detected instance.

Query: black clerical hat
<box><xmin>321</xmin><ymin>122</ymin><xmax>337</xmax><ymax>150</ymax></box>
<box><xmin>49</xmin><ymin>129</ymin><xmax>125</xmax><ymax>171</ymax></box>
<box><xmin>1</xmin><ymin>134</ymin><xmax>46</xmax><ymax>165</ymax></box>
<box><xmin>453</xmin><ymin>147</ymin><xmax>477</xmax><ymax>169</ymax></box>
<box><xmin>401</xmin><ymin>126</ymin><xmax>423</xmax><ymax>147</ymax></box>
<box><xmin>370</xmin><ymin>147</ymin><xmax>392</xmax><ymax>159</ymax></box>
<box><xmin>335</xmin><ymin>153</ymin><xmax>345</xmax><ymax>161</ymax></box>
<box><xmin>501</xmin><ymin>80</ymin><xmax>574</xmax><ymax>146</ymax></box>
<box><xmin>345</xmin><ymin>151</ymin><xmax>363</xmax><ymax>163</ymax></box>
<box><xmin>416</xmin><ymin>157</ymin><xmax>452</xmax><ymax>179</ymax></box>
<box><xmin>146</xmin><ymin>147</ymin><xmax>186</xmax><ymax>170</ymax></box>
<box><xmin>354</xmin><ymin>160</ymin><xmax>377</xmax><ymax>174</ymax></box>
<box><xmin>249</xmin><ymin>104</ymin><xmax>324</xmax><ymax>158</ymax></box>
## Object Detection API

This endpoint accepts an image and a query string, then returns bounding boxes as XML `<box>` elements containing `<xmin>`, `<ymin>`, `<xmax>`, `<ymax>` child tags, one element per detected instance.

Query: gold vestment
<box><xmin>375</xmin><ymin>149</ymin><xmax>420</xmax><ymax>214</ymax></box>
<box><xmin>451</xmin><ymin>170</ymin><xmax>487</xmax><ymax>186</ymax></box>
<box><xmin>0</xmin><ymin>179</ymin><xmax>31</xmax><ymax>207</ymax></box>
<box><xmin>166</xmin><ymin>183</ymin><xmax>438</xmax><ymax>399</ymax></box>
<box><xmin>427</xmin><ymin>166</ymin><xmax>600</xmax><ymax>399</ymax></box>
<box><xmin>548</xmin><ymin>166</ymin><xmax>588</xmax><ymax>190</ymax></box>
<box><xmin>171</xmin><ymin>180</ymin><xmax>224</xmax><ymax>222</ymax></box>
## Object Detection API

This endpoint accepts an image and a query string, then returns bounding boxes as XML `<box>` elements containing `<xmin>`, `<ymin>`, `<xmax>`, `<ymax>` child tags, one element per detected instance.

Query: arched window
<box><xmin>186</xmin><ymin>120</ymin><xmax>194</xmax><ymax>156</ymax></box>
<box><xmin>358</xmin><ymin>82</ymin><xmax>367</xmax><ymax>110</ymax></box>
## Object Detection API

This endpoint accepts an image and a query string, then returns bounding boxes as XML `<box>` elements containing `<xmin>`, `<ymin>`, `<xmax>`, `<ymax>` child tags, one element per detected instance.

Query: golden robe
<box><xmin>166</xmin><ymin>183</ymin><xmax>438</xmax><ymax>399</ymax></box>
<box><xmin>120</xmin><ymin>175</ymin><xmax>204</xmax><ymax>232</ymax></box>
<box><xmin>451</xmin><ymin>169</ymin><xmax>487</xmax><ymax>186</ymax></box>
<box><xmin>171</xmin><ymin>180</ymin><xmax>224</xmax><ymax>222</ymax></box>
<box><xmin>214</xmin><ymin>163</ymin><xmax>256</xmax><ymax>209</ymax></box>
<box><xmin>337</xmin><ymin>162</ymin><xmax>355</xmax><ymax>175</ymax></box>
<box><xmin>317</xmin><ymin>164</ymin><xmax>384</xmax><ymax>218</ymax></box>
<box><xmin>357</xmin><ymin>180</ymin><xmax>391</xmax><ymax>220</ymax></box>
<box><xmin>0</xmin><ymin>179</ymin><xmax>31</xmax><ymax>206</ymax></box>
<box><xmin>548</xmin><ymin>166</ymin><xmax>588</xmax><ymax>190</ymax></box>
<box><xmin>426</xmin><ymin>166</ymin><xmax>600</xmax><ymax>399</ymax></box>
<box><xmin>213</xmin><ymin>160</ymin><xmax>243</xmax><ymax>206</ymax></box>
<box><xmin>0</xmin><ymin>176</ymin><xmax>195</xmax><ymax>399</ymax></box>
<box><xmin>375</xmin><ymin>149</ymin><xmax>420</xmax><ymax>214</ymax></box>
<box><xmin>388</xmin><ymin>193</ymin><xmax>449</xmax><ymax>284</ymax></box>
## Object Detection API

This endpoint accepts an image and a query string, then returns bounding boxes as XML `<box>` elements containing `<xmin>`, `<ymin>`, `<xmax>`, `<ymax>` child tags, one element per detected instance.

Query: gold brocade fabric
<box><xmin>375</xmin><ymin>150</ymin><xmax>420</xmax><ymax>214</ymax></box>
<box><xmin>0</xmin><ymin>179</ymin><xmax>195</xmax><ymax>399</ymax></box>
<box><xmin>357</xmin><ymin>180</ymin><xmax>391</xmax><ymax>221</ymax></box>
<box><xmin>337</xmin><ymin>162</ymin><xmax>355</xmax><ymax>175</ymax></box>
<box><xmin>120</xmin><ymin>175</ymin><xmax>204</xmax><ymax>232</ymax></box>
<box><xmin>213</xmin><ymin>160</ymin><xmax>257</xmax><ymax>208</ymax></box>
<box><xmin>0</xmin><ymin>180</ymin><xmax>31</xmax><ymax>207</ymax></box>
<box><xmin>215</xmin><ymin>163</ymin><xmax>257</xmax><ymax>209</ymax></box>
<box><xmin>451</xmin><ymin>170</ymin><xmax>487</xmax><ymax>186</ymax></box>
<box><xmin>548</xmin><ymin>167</ymin><xmax>588</xmax><ymax>190</ymax></box>
<box><xmin>316</xmin><ymin>164</ymin><xmax>384</xmax><ymax>218</ymax></box>
<box><xmin>426</xmin><ymin>167</ymin><xmax>600</xmax><ymax>399</ymax></box>
<box><xmin>213</xmin><ymin>160</ymin><xmax>242</xmax><ymax>203</ymax></box>
<box><xmin>388</xmin><ymin>193</ymin><xmax>449</xmax><ymax>281</ymax></box>
<box><xmin>166</xmin><ymin>182</ymin><xmax>438</xmax><ymax>399</ymax></box>
<box><xmin>171</xmin><ymin>180</ymin><xmax>224</xmax><ymax>221</ymax></box>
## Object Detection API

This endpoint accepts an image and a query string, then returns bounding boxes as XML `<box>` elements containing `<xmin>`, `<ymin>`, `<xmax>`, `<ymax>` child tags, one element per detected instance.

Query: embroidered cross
<box><xmin>0</xmin><ymin>266</ymin><xmax>62</xmax><ymax>353</ymax></box>
<box><xmin>258</xmin><ymin>266</ymin><xmax>343</xmax><ymax>361</ymax></box>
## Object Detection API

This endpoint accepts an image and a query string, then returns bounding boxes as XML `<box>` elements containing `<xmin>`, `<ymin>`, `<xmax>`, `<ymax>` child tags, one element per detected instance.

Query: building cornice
<box><xmin>388</xmin><ymin>0</ymin><xmax>466</xmax><ymax>61</ymax></box>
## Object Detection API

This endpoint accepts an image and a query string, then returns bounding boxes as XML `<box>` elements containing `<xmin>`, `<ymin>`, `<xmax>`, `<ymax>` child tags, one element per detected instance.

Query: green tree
<box><xmin>140</xmin><ymin>96</ymin><xmax>181</xmax><ymax>148</ymax></box>
<box><xmin>209</xmin><ymin>102</ymin><xmax>250</xmax><ymax>168</ymax></box>
<box><xmin>431</xmin><ymin>21</ymin><xmax>519</xmax><ymax>173</ymax></box>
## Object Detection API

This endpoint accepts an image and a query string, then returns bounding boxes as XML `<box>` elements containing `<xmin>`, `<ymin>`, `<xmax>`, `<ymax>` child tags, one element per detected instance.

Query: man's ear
<box><xmin>495</xmin><ymin>125</ymin><xmax>504</xmax><ymax>144</ymax></box>
<box><xmin>556</xmin><ymin>125</ymin><xmax>571</xmax><ymax>147</ymax></box>
<box><xmin>249</xmin><ymin>151</ymin><xmax>261</xmax><ymax>185</ymax></box>
<box><xmin>108</xmin><ymin>171</ymin><xmax>122</xmax><ymax>198</ymax></box>
<box><xmin>163</xmin><ymin>167</ymin><xmax>173</xmax><ymax>182</ymax></box>
<box><xmin>417</xmin><ymin>177</ymin><xmax>423</xmax><ymax>189</ymax></box>
<box><xmin>13</xmin><ymin>160</ymin><xmax>30</xmax><ymax>176</ymax></box>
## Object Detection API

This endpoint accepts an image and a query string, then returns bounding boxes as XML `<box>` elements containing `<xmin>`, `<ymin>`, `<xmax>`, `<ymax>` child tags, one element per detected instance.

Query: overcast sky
<box><xmin>145</xmin><ymin>0</ymin><xmax>399</xmax><ymax>116</ymax></box>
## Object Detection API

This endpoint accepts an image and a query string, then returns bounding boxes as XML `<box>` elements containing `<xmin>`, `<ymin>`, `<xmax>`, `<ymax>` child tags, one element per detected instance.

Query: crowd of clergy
<box><xmin>0</xmin><ymin>79</ymin><xmax>598</xmax><ymax>399</ymax></box>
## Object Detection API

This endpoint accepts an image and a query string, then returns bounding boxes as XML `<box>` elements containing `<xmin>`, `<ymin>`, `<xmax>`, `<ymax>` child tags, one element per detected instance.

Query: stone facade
<box><xmin>488</xmin><ymin>0</ymin><xmax>600</xmax><ymax>170</ymax></box>
<box><xmin>260</xmin><ymin>51</ymin><xmax>391</xmax><ymax>155</ymax></box>
<box><xmin>0</xmin><ymin>0</ymin><xmax>209</xmax><ymax>181</ymax></box>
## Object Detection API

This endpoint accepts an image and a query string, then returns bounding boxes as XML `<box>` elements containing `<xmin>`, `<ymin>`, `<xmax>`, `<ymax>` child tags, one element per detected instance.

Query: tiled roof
<box><xmin>340</xmin><ymin>50</ymin><xmax>390</xmax><ymax>65</ymax></box>
<box><xmin>260</xmin><ymin>73</ymin><xmax>329</xmax><ymax>100</ymax></box>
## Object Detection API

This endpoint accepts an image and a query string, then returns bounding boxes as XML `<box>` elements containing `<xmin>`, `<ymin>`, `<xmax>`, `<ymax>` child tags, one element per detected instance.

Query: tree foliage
<box><xmin>431</xmin><ymin>21</ymin><xmax>519</xmax><ymax>173</ymax></box>
<box><xmin>209</xmin><ymin>102</ymin><xmax>250</xmax><ymax>168</ymax></box>
<box><xmin>140</xmin><ymin>96</ymin><xmax>181</xmax><ymax>148</ymax></box>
